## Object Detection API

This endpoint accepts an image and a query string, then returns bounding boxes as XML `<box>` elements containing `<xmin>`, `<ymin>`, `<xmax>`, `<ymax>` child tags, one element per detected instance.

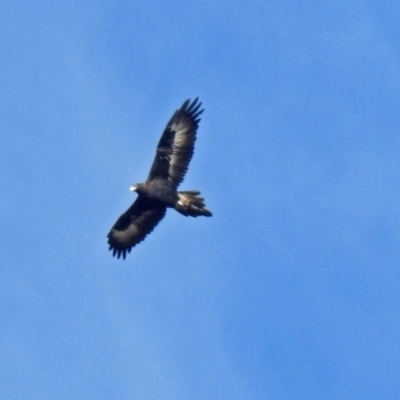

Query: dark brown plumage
<box><xmin>107</xmin><ymin>98</ymin><xmax>212</xmax><ymax>259</ymax></box>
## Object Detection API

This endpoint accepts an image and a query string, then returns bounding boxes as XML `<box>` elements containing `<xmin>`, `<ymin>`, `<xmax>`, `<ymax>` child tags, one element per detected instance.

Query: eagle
<box><xmin>107</xmin><ymin>98</ymin><xmax>212</xmax><ymax>259</ymax></box>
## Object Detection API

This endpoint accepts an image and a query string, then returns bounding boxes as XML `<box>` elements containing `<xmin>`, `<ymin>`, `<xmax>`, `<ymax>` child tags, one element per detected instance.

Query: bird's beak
<box><xmin>129</xmin><ymin>184</ymin><xmax>137</xmax><ymax>192</ymax></box>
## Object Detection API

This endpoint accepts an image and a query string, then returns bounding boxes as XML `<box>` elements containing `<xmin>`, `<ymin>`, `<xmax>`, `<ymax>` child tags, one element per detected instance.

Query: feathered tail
<box><xmin>175</xmin><ymin>191</ymin><xmax>212</xmax><ymax>217</ymax></box>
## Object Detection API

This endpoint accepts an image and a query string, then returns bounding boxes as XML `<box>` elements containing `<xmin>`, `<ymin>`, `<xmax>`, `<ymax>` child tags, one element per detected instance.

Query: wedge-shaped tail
<box><xmin>175</xmin><ymin>191</ymin><xmax>212</xmax><ymax>217</ymax></box>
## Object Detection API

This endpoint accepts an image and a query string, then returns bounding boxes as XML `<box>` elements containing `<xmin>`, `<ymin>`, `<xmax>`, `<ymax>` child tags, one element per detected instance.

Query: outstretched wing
<box><xmin>107</xmin><ymin>197</ymin><xmax>166</xmax><ymax>259</ymax></box>
<box><xmin>147</xmin><ymin>98</ymin><xmax>203</xmax><ymax>188</ymax></box>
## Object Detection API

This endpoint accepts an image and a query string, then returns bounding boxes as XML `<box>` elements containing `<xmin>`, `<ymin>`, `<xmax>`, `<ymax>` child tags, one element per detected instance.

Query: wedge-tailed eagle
<box><xmin>107</xmin><ymin>98</ymin><xmax>212</xmax><ymax>259</ymax></box>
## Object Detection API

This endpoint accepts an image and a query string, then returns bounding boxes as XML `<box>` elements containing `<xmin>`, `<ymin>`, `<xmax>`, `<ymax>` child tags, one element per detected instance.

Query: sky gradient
<box><xmin>1</xmin><ymin>1</ymin><xmax>400</xmax><ymax>399</ymax></box>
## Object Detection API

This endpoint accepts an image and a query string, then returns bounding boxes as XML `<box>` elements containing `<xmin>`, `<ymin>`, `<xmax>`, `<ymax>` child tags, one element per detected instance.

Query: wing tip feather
<box><xmin>181</xmin><ymin>97</ymin><xmax>204</xmax><ymax>123</ymax></box>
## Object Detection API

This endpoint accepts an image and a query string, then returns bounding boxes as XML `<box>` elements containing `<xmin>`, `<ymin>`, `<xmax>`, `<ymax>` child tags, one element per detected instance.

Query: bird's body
<box><xmin>132</xmin><ymin>181</ymin><xmax>178</xmax><ymax>206</ymax></box>
<box><xmin>107</xmin><ymin>98</ymin><xmax>211</xmax><ymax>259</ymax></box>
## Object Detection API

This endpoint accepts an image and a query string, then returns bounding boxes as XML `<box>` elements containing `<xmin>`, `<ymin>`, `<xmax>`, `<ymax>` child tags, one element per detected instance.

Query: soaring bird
<box><xmin>107</xmin><ymin>98</ymin><xmax>212</xmax><ymax>259</ymax></box>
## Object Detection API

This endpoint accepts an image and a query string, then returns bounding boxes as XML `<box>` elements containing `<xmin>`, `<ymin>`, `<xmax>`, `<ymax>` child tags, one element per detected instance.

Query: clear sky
<box><xmin>1</xmin><ymin>1</ymin><xmax>400</xmax><ymax>399</ymax></box>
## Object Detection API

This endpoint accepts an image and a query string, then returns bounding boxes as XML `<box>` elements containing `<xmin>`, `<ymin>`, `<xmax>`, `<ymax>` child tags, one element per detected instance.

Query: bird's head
<box><xmin>129</xmin><ymin>183</ymin><xmax>145</xmax><ymax>194</ymax></box>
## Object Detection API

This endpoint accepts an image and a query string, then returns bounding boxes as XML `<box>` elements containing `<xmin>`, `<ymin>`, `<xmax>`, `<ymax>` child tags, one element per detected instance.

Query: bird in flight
<box><xmin>107</xmin><ymin>98</ymin><xmax>212</xmax><ymax>259</ymax></box>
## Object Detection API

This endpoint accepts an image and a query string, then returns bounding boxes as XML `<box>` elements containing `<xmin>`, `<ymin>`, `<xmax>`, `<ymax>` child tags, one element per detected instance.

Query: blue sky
<box><xmin>1</xmin><ymin>1</ymin><xmax>400</xmax><ymax>399</ymax></box>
